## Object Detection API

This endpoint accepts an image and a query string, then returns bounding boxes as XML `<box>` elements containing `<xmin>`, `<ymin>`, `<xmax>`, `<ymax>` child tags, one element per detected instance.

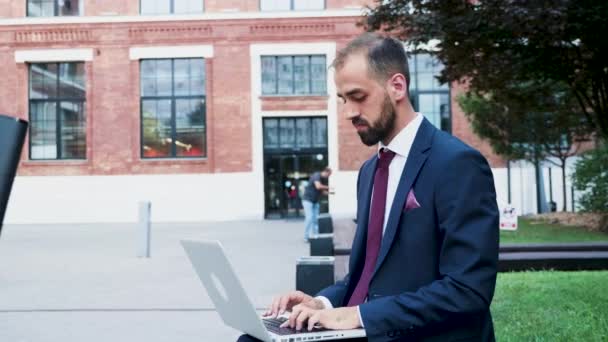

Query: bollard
<box><xmin>138</xmin><ymin>201</ymin><xmax>151</xmax><ymax>258</ymax></box>
<box><xmin>309</xmin><ymin>233</ymin><xmax>334</xmax><ymax>256</ymax></box>
<box><xmin>318</xmin><ymin>213</ymin><xmax>333</xmax><ymax>234</ymax></box>
<box><xmin>296</xmin><ymin>256</ymin><xmax>335</xmax><ymax>296</ymax></box>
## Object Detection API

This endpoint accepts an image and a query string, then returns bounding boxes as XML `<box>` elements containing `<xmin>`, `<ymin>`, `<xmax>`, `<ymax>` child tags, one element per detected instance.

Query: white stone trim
<box><xmin>15</xmin><ymin>48</ymin><xmax>94</xmax><ymax>63</ymax></box>
<box><xmin>129</xmin><ymin>45</ymin><xmax>214</xmax><ymax>60</ymax></box>
<box><xmin>0</xmin><ymin>9</ymin><xmax>364</xmax><ymax>26</ymax></box>
<box><xmin>250</xmin><ymin>42</ymin><xmax>339</xmax><ymax>213</ymax></box>
<box><xmin>260</xmin><ymin>111</ymin><xmax>327</xmax><ymax>117</ymax></box>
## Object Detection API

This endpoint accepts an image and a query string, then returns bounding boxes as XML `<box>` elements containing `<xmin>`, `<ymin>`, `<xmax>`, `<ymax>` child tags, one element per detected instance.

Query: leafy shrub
<box><xmin>572</xmin><ymin>144</ymin><xmax>608</xmax><ymax>231</ymax></box>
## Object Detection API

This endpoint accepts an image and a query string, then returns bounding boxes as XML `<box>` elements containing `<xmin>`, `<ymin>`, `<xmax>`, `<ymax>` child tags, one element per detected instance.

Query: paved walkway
<box><xmin>0</xmin><ymin>220</ymin><xmax>309</xmax><ymax>342</ymax></box>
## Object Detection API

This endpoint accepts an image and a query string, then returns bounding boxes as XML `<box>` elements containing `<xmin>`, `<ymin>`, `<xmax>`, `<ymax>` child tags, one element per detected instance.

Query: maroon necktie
<box><xmin>348</xmin><ymin>148</ymin><xmax>396</xmax><ymax>306</ymax></box>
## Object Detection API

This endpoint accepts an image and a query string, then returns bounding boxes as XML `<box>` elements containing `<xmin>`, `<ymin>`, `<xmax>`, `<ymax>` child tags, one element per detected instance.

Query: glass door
<box><xmin>263</xmin><ymin>152</ymin><xmax>329</xmax><ymax>219</ymax></box>
<box><xmin>263</xmin><ymin>117</ymin><xmax>329</xmax><ymax>219</ymax></box>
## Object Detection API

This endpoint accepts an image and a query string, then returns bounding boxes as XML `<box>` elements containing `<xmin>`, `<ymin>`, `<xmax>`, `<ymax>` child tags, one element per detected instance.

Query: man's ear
<box><xmin>386</xmin><ymin>74</ymin><xmax>408</xmax><ymax>101</ymax></box>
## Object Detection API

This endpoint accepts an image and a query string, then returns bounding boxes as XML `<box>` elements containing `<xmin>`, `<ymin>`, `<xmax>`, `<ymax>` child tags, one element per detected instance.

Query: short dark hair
<box><xmin>332</xmin><ymin>32</ymin><xmax>410</xmax><ymax>88</ymax></box>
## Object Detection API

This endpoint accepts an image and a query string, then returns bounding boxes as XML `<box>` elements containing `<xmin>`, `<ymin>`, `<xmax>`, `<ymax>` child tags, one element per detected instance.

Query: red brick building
<box><xmin>0</xmin><ymin>0</ymin><xmax>517</xmax><ymax>224</ymax></box>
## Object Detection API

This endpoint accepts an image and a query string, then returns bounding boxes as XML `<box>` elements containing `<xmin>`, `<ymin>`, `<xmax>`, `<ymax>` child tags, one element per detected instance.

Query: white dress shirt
<box><xmin>377</xmin><ymin>112</ymin><xmax>424</xmax><ymax>235</ymax></box>
<box><xmin>316</xmin><ymin>113</ymin><xmax>424</xmax><ymax>325</ymax></box>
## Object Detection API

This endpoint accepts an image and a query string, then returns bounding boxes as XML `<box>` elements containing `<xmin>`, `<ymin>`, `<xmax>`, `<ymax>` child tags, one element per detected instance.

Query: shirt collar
<box><xmin>378</xmin><ymin>112</ymin><xmax>423</xmax><ymax>158</ymax></box>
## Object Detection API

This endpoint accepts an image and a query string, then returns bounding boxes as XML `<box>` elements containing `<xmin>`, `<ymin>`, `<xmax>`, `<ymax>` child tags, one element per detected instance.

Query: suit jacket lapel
<box><xmin>372</xmin><ymin>118</ymin><xmax>435</xmax><ymax>277</ymax></box>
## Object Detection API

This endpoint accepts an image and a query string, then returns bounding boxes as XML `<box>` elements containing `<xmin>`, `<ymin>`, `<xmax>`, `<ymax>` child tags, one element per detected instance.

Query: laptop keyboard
<box><xmin>263</xmin><ymin>317</ymin><xmax>329</xmax><ymax>336</ymax></box>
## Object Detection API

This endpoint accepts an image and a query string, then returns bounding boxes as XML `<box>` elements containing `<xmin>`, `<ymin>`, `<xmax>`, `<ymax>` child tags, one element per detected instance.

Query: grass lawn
<box><xmin>500</xmin><ymin>218</ymin><xmax>608</xmax><ymax>244</ymax></box>
<box><xmin>492</xmin><ymin>271</ymin><xmax>608</xmax><ymax>341</ymax></box>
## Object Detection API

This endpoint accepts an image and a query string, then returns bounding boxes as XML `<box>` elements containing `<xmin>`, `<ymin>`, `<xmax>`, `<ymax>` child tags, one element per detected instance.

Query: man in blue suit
<box><xmin>242</xmin><ymin>33</ymin><xmax>499</xmax><ymax>342</ymax></box>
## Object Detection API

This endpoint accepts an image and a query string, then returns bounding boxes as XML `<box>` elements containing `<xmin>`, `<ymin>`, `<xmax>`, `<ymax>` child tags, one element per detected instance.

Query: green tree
<box><xmin>572</xmin><ymin>144</ymin><xmax>608</xmax><ymax>221</ymax></box>
<box><xmin>458</xmin><ymin>81</ymin><xmax>590</xmax><ymax>211</ymax></box>
<box><xmin>364</xmin><ymin>0</ymin><xmax>608</xmax><ymax>141</ymax></box>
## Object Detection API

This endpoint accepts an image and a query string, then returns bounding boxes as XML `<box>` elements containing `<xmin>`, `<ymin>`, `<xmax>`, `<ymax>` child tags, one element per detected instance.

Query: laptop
<box><xmin>181</xmin><ymin>240</ymin><xmax>366</xmax><ymax>342</ymax></box>
<box><xmin>0</xmin><ymin>114</ymin><xmax>28</xmax><ymax>236</ymax></box>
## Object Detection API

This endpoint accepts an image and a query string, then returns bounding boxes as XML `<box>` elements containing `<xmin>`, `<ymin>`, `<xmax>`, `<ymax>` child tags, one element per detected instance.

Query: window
<box><xmin>408</xmin><ymin>54</ymin><xmax>451</xmax><ymax>132</ymax></box>
<box><xmin>29</xmin><ymin>63</ymin><xmax>86</xmax><ymax>160</ymax></box>
<box><xmin>140</xmin><ymin>58</ymin><xmax>206</xmax><ymax>158</ymax></box>
<box><xmin>260</xmin><ymin>0</ymin><xmax>325</xmax><ymax>11</ymax></box>
<box><xmin>263</xmin><ymin>117</ymin><xmax>327</xmax><ymax>150</ymax></box>
<box><xmin>27</xmin><ymin>0</ymin><xmax>81</xmax><ymax>16</ymax></box>
<box><xmin>262</xmin><ymin>55</ymin><xmax>326</xmax><ymax>95</ymax></box>
<box><xmin>140</xmin><ymin>0</ymin><xmax>203</xmax><ymax>14</ymax></box>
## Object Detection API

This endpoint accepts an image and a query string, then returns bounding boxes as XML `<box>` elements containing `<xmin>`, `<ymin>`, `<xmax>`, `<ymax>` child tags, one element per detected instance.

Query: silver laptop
<box><xmin>181</xmin><ymin>240</ymin><xmax>366</xmax><ymax>342</ymax></box>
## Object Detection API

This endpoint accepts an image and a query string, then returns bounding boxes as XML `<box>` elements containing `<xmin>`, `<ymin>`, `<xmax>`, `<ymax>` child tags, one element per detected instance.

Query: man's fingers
<box><xmin>278</xmin><ymin>295</ymin><xmax>292</xmax><ymax>314</ymax></box>
<box><xmin>295</xmin><ymin>308</ymin><xmax>311</xmax><ymax>331</ymax></box>
<box><xmin>266</xmin><ymin>291</ymin><xmax>311</xmax><ymax>320</ymax></box>
<box><xmin>266</xmin><ymin>297</ymin><xmax>278</xmax><ymax>317</ymax></box>
<box><xmin>284</xmin><ymin>304</ymin><xmax>302</xmax><ymax>328</ymax></box>
<box><xmin>273</xmin><ymin>297</ymin><xmax>282</xmax><ymax>316</ymax></box>
<box><xmin>307</xmin><ymin>311</ymin><xmax>321</xmax><ymax>331</ymax></box>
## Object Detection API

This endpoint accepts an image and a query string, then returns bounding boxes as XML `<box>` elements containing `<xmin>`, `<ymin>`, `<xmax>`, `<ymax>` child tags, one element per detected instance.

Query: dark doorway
<box><xmin>263</xmin><ymin>117</ymin><xmax>329</xmax><ymax>219</ymax></box>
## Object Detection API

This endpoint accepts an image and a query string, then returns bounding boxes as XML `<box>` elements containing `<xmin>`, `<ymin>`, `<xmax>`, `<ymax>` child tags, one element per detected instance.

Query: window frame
<box><xmin>28</xmin><ymin>62</ymin><xmax>87</xmax><ymax>161</ymax></box>
<box><xmin>408</xmin><ymin>54</ymin><xmax>452</xmax><ymax>133</ymax></box>
<box><xmin>139</xmin><ymin>0</ymin><xmax>204</xmax><ymax>15</ymax></box>
<box><xmin>139</xmin><ymin>58</ymin><xmax>207</xmax><ymax>159</ymax></box>
<box><xmin>261</xmin><ymin>55</ymin><xmax>327</xmax><ymax>96</ymax></box>
<box><xmin>26</xmin><ymin>0</ymin><xmax>82</xmax><ymax>17</ymax></box>
<box><xmin>263</xmin><ymin>116</ymin><xmax>328</xmax><ymax>153</ymax></box>
<box><xmin>259</xmin><ymin>0</ymin><xmax>326</xmax><ymax>11</ymax></box>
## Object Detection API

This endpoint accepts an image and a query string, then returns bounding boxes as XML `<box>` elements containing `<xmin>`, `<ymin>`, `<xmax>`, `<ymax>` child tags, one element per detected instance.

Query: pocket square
<box><xmin>404</xmin><ymin>189</ymin><xmax>421</xmax><ymax>211</ymax></box>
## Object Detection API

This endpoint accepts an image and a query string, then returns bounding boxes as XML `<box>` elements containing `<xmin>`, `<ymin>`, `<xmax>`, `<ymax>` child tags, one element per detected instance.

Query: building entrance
<box><xmin>262</xmin><ymin>117</ymin><xmax>329</xmax><ymax>219</ymax></box>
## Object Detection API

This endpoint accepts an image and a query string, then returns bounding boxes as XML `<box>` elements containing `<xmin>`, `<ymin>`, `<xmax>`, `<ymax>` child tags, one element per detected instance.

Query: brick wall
<box><xmin>0</xmin><ymin>0</ymin><xmax>377</xmax><ymax>18</ymax></box>
<box><xmin>327</xmin><ymin>0</ymin><xmax>375</xmax><ymax>9</ymax></box>
<box><xmin>205</xmin><ymin>0</ymin><xmax>258</xmax><ymax>12</ymax></box>
<box><xmin>0</xmin><ymin>0</ymin><xmax>25</xmax><ymax>17</ymax></box>
<box><xmin>0</xmin><ymin>50</ymin><xmax>20</xmax><ymax>118</ymax></box>
<box><xmin>85</xmin><ymin>0</ymin><xmax>139</xmax><ymax>16</ymax></box>
<box><xmin>211</xmin><ymin>42</ymin><xmax>252</xmax><ymax>173</ymax></box>
<box><xmin>0</xmin><ymin>13</ymin><xmax>504</xmax><ymax>178</ymax></box>
<box><xmin>261</xmin><ymin>96</ymin><xmax>328</xmax><ymax>112</ymax></box>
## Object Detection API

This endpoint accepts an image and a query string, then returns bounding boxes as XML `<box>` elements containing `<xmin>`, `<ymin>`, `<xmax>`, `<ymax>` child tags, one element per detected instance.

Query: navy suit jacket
<box><xmin>318</xmin><ymin>118</ymin><xmax>499</xmax><ymax>342</ymax></box>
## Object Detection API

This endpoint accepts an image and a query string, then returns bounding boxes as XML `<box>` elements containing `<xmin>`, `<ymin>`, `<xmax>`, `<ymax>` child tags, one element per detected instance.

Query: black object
<box><xmin>295</xmin><ymin>256</ymin><xmax>334</xmax><ymax>296</ymax></box>
<box><xmin>318</xmin><ymin>213</ymin><xmax>333</xmax><ymax>234</ymax></box>
<box><xmin>309</xmin><ymin>233</ymin><xmax>334</xmax><ymax>256</ymax></box>
<box><xmin>499</xmin><ymin>251</ymin><xmax>608</xmax><ymax>272</ymax></box>
<box><xmin>500</xmin><ymin>242</ymin><xmax>608</xmax><ymax>253</ymax></box>
<box><xmin>549</xmin><ymin>201</ymin><xmax>557</xmax><ymax>212</ymax></box>
<box><xmin>0</xmin><ymin>114</ymin><xmax>28</xmax><ymax>235</ymax></box>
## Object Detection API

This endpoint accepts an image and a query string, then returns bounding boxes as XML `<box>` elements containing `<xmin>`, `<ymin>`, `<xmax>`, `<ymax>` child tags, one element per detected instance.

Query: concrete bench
<box><xmin>297</xmin><ymin>216</ymin><xmax>608</xmax><ymax>295</ymax></box>
<box><xmin>500</xmin><ymin>242</ymin><xmax>608</xmax><ymax>253</ymax></box>
<box><xmin>331</xmin><ymin>218</ymin><xmax>608</xmax><ymax>275</ymax></box>
<box><xmin>499</xmin><ymin>251</ymin><xmax>608</xmax><ymax>271</ymax></box>
<box><xmin>296</xmin><ymin>217</ymin><xmax>608</xmax><ymax>295</ymax></box>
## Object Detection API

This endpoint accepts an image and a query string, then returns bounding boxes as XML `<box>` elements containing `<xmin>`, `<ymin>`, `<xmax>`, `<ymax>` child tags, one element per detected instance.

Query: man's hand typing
<box><xmin>264</xmin><ymin>290</ymin><xmax>325</xmax><ymax>318</ymax></box>
<box><xmin>280</xmin><ymin>305</ymin><xmax>361</xmax><ymax>331</ymax></box>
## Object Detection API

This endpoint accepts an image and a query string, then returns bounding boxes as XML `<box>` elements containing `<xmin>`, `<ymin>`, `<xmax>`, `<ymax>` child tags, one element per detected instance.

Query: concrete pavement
<box><xmin>0</xmin><ymin>220</ymin><xmax>310</xmax><ymax>342</ymax></box>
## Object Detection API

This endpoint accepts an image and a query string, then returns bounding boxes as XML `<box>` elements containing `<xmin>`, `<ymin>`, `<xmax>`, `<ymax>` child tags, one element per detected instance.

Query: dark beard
<box><xmin>355</xmin><ymin>95</ymin><xmax>396</xmax><ymax>146</ymax></box>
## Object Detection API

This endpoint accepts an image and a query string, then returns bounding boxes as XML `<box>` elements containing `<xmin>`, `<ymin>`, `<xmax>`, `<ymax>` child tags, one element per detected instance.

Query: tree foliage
<box><xmin>457</xmin><ymin>81</ymin><xmax>589</xmax><ymax>162</ymax></box>
<box><xmin>573</xmin><ymin>144</ymin><xmax>608</xmax><ymax>215</ymax></box>
<box><xmin>364</xmin><ymin>0</ymin><xmax>608</xmax><ymax>141</ymax></box>
<box><xmin>458</xmin><ymin>82</ymin><xmax>591</xmax><ymax>211</ymax></box>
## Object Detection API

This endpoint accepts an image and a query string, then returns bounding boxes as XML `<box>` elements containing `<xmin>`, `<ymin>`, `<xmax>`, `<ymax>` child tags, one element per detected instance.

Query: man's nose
<box><xmin>342</xmin><ymin>102</ymin><xmax>360</xmax><ymax>120</ymax></box>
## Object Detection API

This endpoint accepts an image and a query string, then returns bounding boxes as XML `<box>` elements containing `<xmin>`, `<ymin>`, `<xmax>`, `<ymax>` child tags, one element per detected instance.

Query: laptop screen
<box><xmin>0</xmin><ymin>115</ymin><xmax>28</xmax><ymax>235</ymax></box>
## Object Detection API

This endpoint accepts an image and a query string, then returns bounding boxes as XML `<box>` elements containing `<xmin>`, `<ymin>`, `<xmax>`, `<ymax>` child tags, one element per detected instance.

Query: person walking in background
<box><xmin>302</xmin><ymin>167</ymin><xmax>332</xmax><ymax>241</ymax></box>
